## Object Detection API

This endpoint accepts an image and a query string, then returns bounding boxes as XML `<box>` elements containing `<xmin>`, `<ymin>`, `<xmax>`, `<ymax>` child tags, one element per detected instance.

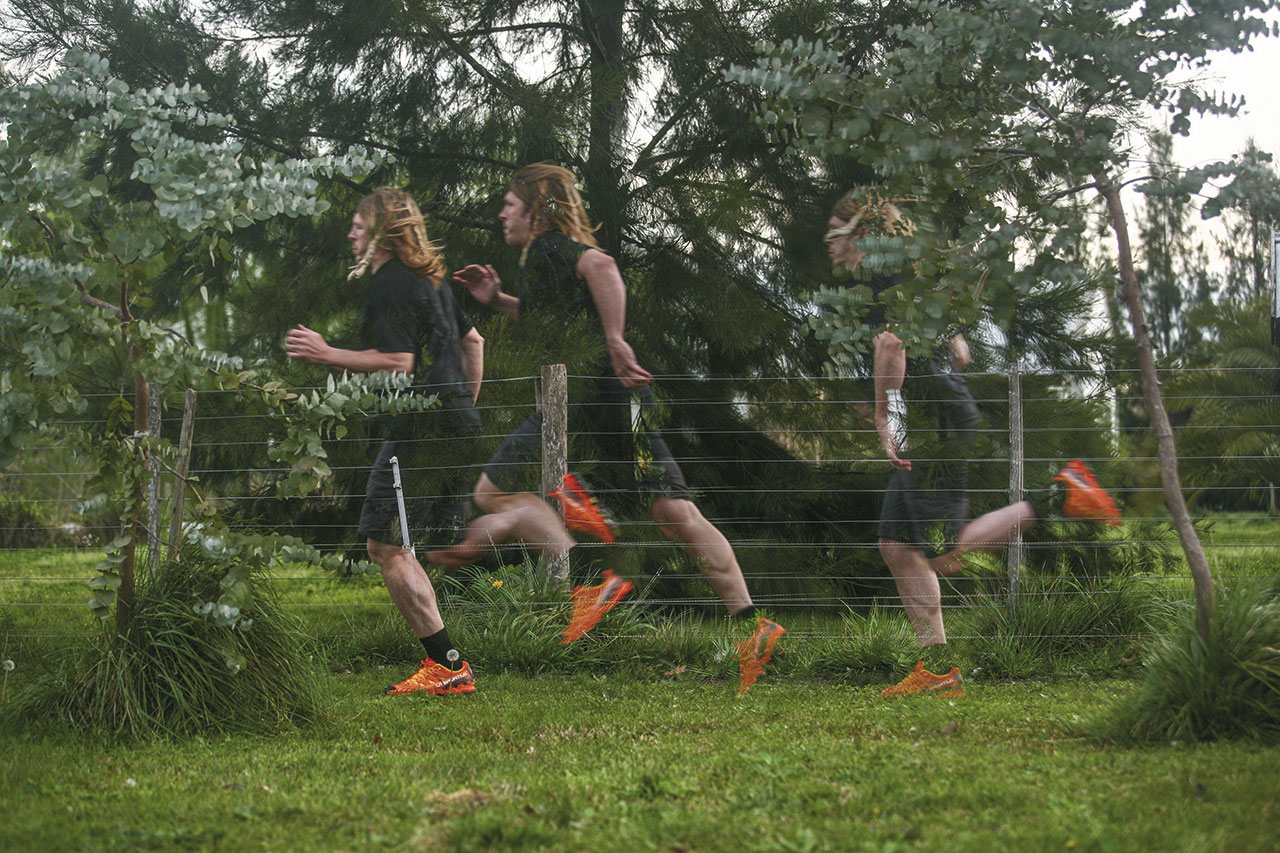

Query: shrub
<box><xmin>1021</xmin><ymin>517</ymin><xmax>1183</xmax><ymax>582</ymax></box>
<box><xmin>1099</xmin><ymin>583</ymin><xmax>1280</xmax><ymax>743</ymax></box>
<box><xmin>966</xmin><ymin>574</ymin><xmax>1163</xmax><ymax>678</ymax></box>
<box><xmin>787</xmin><ymin>606</ymin><xmax>917</xmax><ymax>682</ymax></box>
<box><xmin>2</xmin><ymin>553</ymin><xmax>322</xmax><ymax>736</ymax></box>
<box><xmin>0</xmin><ymin>494</ymin><xmax>76</xmax><ymax>549</ymax></box>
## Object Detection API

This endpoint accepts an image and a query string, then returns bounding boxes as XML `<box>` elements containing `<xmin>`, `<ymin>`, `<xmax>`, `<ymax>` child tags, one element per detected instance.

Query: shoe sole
<box><xmin>1055</xmin><ymin>463</ymin><xmax>1122</xmax><ymax>525</ymax></box>
<box><xmin>737</xmin><ymin>620</ymin><xmax>787</xmax><ymax>695</ymax></box>
<box><xmin>385</xmin><ymin>668</ymin><xmax>477</xmax><ymax>695</ymax></box>
<box><xmin>881</xmin><ymin>670</ymin><xmax>965</xmax><ymax>698</ymax></box>
<box><xmin>551</xmin><ymin>475</ymin><xmax>618</xmax><ymax>543</ymax></box>
<box><xmin>561</xmin><ymin>577</ymin><xmax>633</xmax><ymax>644</ymax></box>
<box><xmin>385</xmin><ymin>685</ymin><xmax>477</xmax><ymax>696</ymax></box>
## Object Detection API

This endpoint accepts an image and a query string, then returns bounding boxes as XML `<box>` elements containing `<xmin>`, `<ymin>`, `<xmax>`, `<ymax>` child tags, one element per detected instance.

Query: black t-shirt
<box><xmin>837</xmin><ymin>269</ymin><xmax>953</xmax><ymax>383</ymax></box>
<box><xmin>830</xmin><ymin>269</ymin><xmax>900</xmax><ymax>377</ymax></box>
<box><xmin>839</xmin><ymin>269</ymin><xmax>898</xmax><ymax>335</ymax></box>
<box><xmin>839</xmin><ymin>270</ymin><xmax>972</xmax><ymax>434</ymax></box>
<box><xmin>359</xmin><ymin>257</ymin><xmax>474</xmax><ymax>401</ymax></box>
<box><xmin>512</xmin><ymin>232</ymin><xmax>611</xmax><ymax>377</ymax></box>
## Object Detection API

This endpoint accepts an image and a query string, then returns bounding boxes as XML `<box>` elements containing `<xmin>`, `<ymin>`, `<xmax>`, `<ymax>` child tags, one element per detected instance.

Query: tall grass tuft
<box><xmin>1099</xmin><ymin>583</ymin><xmax>1280</xmax><ymax>743</ymax></box>
<box><xmin>788</xmin><ymin>606</ymin><xmax>917</xmax><ymax>682</ymax></box>
<box><xmin>967</xmin><ymin>575</ymin><xmax>1162</xmax><ymax>678</ymax></box>
<box><xmin>440</xmin><ymin>562</ymin><xmax>657</xmax><ymax>676</ymax></box>
<box><xmin>1022</xmin><ymin>517</ymin><xmax>1183</xmax><ymax>581</ymax></box>
<box><xmin>2</xmin><ymin>555</ymin><xmax>322</xmax><ymax>737</ymax></box>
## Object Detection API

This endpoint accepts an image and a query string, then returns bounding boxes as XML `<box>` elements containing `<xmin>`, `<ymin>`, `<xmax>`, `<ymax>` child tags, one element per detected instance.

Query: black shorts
<box><xmin>358</xmin><ymin>399</ymin><xmax>483</xmax><ymax>548</ymax></box>
<box><xmin>483</xmin><ymin>378</ymin><xmax>691</xmax><ymax>512</ymax></box>
<box><xmin>877</xmin><ymin>363</ymin><xmax>981</xmax><ymax>557</ymax></box>
<box><xmin>878</xmin><ymin>466</ymin><xmax>970</xmax><ymax>558</ymax></box>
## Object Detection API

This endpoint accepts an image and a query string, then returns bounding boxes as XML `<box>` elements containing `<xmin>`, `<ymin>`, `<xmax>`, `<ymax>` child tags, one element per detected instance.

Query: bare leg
<box><xmin>880</xmin><ymin>537</ymin><xmax>946</xmax><ymax>647</ymax></box>
<box><xmin>427</xmin><ymin>473</ymin><xmax>575</xmax><ymax>566</ymax></box>
<box><xmin>367</xmin><ymin>539</ymin><xmax>444</xmax><ymax>637</ymax></box>
<box><xmin>930</xmin><ymin>500</ymin><xmax>1037</xmax><ymax>577</ymax></box>
<box><xmin>651</xmin><ymin>496</ymin><xmax>753</xmax><ymax>614</ymax></box>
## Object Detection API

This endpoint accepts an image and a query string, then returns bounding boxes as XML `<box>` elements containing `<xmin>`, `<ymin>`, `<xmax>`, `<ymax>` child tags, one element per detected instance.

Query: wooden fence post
<box><xmin>540</xmin><ymin>364</ymin><xmax>569</xmax><ymax>584</ymax></box>
<box><xmin>146</xmin><ymin>384</ymin><xmax>163</xmax><ymax>573</ymax></box>
<box><xmin>166</xmin><ymin>389</ymin><xmax>197</xmax><ymax>560</ymax></box>
<box><xmin>1007</xmin><ymin>360</ymin><xmax>1024</xmax><ymax>612</ymax></box>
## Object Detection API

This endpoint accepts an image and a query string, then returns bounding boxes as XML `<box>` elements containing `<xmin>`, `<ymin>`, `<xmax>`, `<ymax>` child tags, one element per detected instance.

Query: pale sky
<box><xmin>1173</xmin><ymin>35</ymin><xmax>1278</xmax><ymax>169</ymax></box>
<box><xmin>1123</xmin><ymin>31</ymin><xmax>1278</xmax><ymax>267</ymax></box>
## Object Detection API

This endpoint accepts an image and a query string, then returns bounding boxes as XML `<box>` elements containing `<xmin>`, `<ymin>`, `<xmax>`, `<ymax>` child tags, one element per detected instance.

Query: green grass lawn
<box><xmin>2</xmin><ymin>524</ymin><xmax>1279</xmax><ymax>852</ymax></box>
<box><xmin>3</xmin><ymin>674</ymin><xmax>1277</xmax><ymax>852</ymax></box>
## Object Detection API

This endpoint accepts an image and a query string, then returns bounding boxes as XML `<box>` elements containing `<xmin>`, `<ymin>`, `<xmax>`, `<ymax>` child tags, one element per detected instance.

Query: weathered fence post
<box><xmin>540</xmin><ymin>364</ymin><xmax>569</xmax><ymax>584</ymax></box>
<box><xmin>1007</xmin><ymin>360</ymin><xmax>1025</xmax><ymax>612</ymax></box>
<box><xmin>166</xmin><ymin>389</ymin><xmax>197</xmax><ymax>560</ymax></box>
<box><xmin>146</xmin><ymin>384</ymin><xmax>163</xmax><ymax>573</ymax></box>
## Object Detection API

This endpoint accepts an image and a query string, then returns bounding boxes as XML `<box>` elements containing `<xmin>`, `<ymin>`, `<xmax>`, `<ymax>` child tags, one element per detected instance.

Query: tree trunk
<box><xmin>580</xmin><ymin>0</ymin><xmax>627</xmax><ymax>256</ymax></box>
<box><xmin>1099</xmin><ymin>178</ymin><xmax>1214</xmax><ymax>639</ymax></box>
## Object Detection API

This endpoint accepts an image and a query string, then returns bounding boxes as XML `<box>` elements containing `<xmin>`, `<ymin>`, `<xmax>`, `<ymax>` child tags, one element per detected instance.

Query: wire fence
<box><xmin>1</xmin><ymin>361</ymin><xmax>1277</xmax><ymax>638</ymax></box>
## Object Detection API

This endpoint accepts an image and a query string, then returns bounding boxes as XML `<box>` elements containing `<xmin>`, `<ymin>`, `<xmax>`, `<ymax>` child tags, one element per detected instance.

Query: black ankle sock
<box><xmin>420</xmin><ymin>628</ymin><xmax>463</xmax><ymax>670</ymax></box>
<box><xmin>733</xmin><ymin>605</ymin><xmax>757</xmax><ymax>621</ymax></box>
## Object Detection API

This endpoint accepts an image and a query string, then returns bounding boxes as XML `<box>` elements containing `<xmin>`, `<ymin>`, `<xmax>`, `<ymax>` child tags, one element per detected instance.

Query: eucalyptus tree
<box><xmin>0</xmin><ymin>52</ymin><xmax>411</xmax><ymax>630</ymax></box>
<box><xmin>1208</xmin><ymin>139</ymin><xmax>1280</xmax><ymax>305</ymax></box>
<box><xmin>729</xmin><ymin>0</ymin><xmax>1278</xmax><ymax>636</ymax></box>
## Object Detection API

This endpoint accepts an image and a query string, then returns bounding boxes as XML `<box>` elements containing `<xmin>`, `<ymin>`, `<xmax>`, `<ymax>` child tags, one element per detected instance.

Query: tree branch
<box><xmin>28</xmin><ymin>211</ymin><xmax>125</xmax><ymax>319</ymax></box>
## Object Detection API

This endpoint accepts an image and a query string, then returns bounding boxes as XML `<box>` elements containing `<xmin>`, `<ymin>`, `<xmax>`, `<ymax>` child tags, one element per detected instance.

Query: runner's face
<box><xmin>499</xmin><ymin>191</ymin><xmax>533</xmax><ymax>247</ymax></box>
<box><xmin>348</xmin><ymin>212</ymin><xmax>371</xmax><ymax>261</ymax></box>
<box><xmin>825</xmin><ymin>215</ymin><xmax>868</xmax><ymax>271</ymax></box>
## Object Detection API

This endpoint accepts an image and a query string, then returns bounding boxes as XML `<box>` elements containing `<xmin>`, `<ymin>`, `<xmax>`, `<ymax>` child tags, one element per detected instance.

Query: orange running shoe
<box><xmin>880</xmin><ymin>660</ymin><xmax>965</xmax><ymax>698</ymax></box>
<box><xmin>737</xmin><ymin>617</ymin><xmax>787</xmax><ymax>695</ymax></box>
<box><xmin>1054</xmin><ymin>459</ymin><xmax>1122</xmax><ymax>526</ymax></box>
<box><xmin>561</xmin><ymin>569</ymin><xmax>634</xmax><ymax>644</ymax></box>
<box><xmin>384</xmin><ymin>658</ymin><xmax>477</xmax><ymax>696</ymax></box>
<box><xmin>549</xmin><ymin>473</ymin><xmax>617</xmax><ymax>544</ymax></box>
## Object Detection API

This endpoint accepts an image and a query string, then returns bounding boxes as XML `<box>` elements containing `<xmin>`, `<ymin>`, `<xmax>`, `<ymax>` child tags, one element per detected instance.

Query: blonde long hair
<box><xmin>827</xmin><ymin>187</ymin><xmax>916</xmax><ymax>241</ymax></box>
<box><xmin>508</xmin><ymin>163</ymin><xmax>602</xmax><ymax>266</ymax></box>
<box><xmin>348</xmin><ymin>187</ymin><xmax>446</xmax><ymax>284</ymax></box>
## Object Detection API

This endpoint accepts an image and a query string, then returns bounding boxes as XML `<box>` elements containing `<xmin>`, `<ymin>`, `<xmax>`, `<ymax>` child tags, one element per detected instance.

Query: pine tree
<box><xmin>1137</xmin><ymin>131</ymin><xmax>1219</xmax><ymax>359</ymax></box>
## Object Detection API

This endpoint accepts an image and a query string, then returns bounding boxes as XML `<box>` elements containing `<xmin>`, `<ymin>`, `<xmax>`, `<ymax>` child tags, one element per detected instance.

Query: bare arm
<box><xmin>578</xmin><ymin>248</ymin><xmax>652</xmax><ymax>388</ymax></box>
<box><xmin>286</xmin><ymin>325</ymin><xmax>413</xmax><ymax>375</ymax></box>
<box><xmin>872</xmin><ymin>329</ymin><xmax>910</xmax><ymax>471</ymax></box>
<box><xmin>459</xmin><ymin>326</ymin><xmax>484</xmax><ymax>404</ymax></box>
<box><xmin>453</xmin><ymin>264</ymin><xmax>521</xmax><ymax>318</ymax></box>
<box><xmin>947</xmin><ymin>334</ymin><xmax>971</xmax><ymax>372</ymax></box>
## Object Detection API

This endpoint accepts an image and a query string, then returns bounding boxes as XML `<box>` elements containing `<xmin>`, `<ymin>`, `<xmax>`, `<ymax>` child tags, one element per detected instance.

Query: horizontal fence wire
<box><xmin>2</xmin><ymin>364</ymin><xmax>1277</xmax><ymax>639</ymax></box>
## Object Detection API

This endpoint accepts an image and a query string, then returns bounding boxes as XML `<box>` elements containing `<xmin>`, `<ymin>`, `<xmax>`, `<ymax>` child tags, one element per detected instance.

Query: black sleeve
<box><xmin>442</xmin><ymin>278</ymin><xmax>475</xmax><ymax>337</ymax></box>
<box><xmin>361</xmin><ymin>266</ymin><xmax>419</xmax><ymax>354</ymax></box>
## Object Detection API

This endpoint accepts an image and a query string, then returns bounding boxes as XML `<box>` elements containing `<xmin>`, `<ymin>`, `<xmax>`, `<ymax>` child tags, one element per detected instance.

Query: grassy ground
<box><xmin>4</xmin><ymin>674</ymin><xmax>1278</xmax><ymax>852</ymax></box>
<box><xmin>1</xmin><ymin>517</ymin><xmax>1278</xmax><ymax>851</ymax></box>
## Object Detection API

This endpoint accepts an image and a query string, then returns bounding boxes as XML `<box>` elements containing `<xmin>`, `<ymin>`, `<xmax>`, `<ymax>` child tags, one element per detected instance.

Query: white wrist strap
<box><xmin>886</xmin><ymin>389</ymin><xmax>907</xmax><ymax>451</ymax></box>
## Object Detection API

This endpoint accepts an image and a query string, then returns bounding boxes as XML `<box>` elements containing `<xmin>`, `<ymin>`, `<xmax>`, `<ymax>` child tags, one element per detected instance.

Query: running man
<box><xmin>431</xmin><ymin>163</ymin><xmax>784</xmax><ymax>692</ymax></box>
<box><xmin>824</xmin><ymin>187</ymin><xmax>1121</xmax><ymax>698</ymax></box>
<box><xmin>287</xmin><ymin>188</ymin><xmax>483</xmax><ymax>697</ymax></box>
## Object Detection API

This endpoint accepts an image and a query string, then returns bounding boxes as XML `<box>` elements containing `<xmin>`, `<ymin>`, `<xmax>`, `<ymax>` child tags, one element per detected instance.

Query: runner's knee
<box><xmin>652</xmin><ymin>497</ymin><xmax>699</xmax><ymax>530</ymax></box>
<box><xmin>473</xmin><ymin>474</ymin><xmax>509</xmax><ymax>513</ymax></box>
<box><xmin>878</xmin><ymin>538</ymin><xmax>912</xmax><ymax>563</ymax></box>
<box><xmin>366</xmin><ymin>538</ymin><xmax>398</xmax><ymax>566</ymax></box>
